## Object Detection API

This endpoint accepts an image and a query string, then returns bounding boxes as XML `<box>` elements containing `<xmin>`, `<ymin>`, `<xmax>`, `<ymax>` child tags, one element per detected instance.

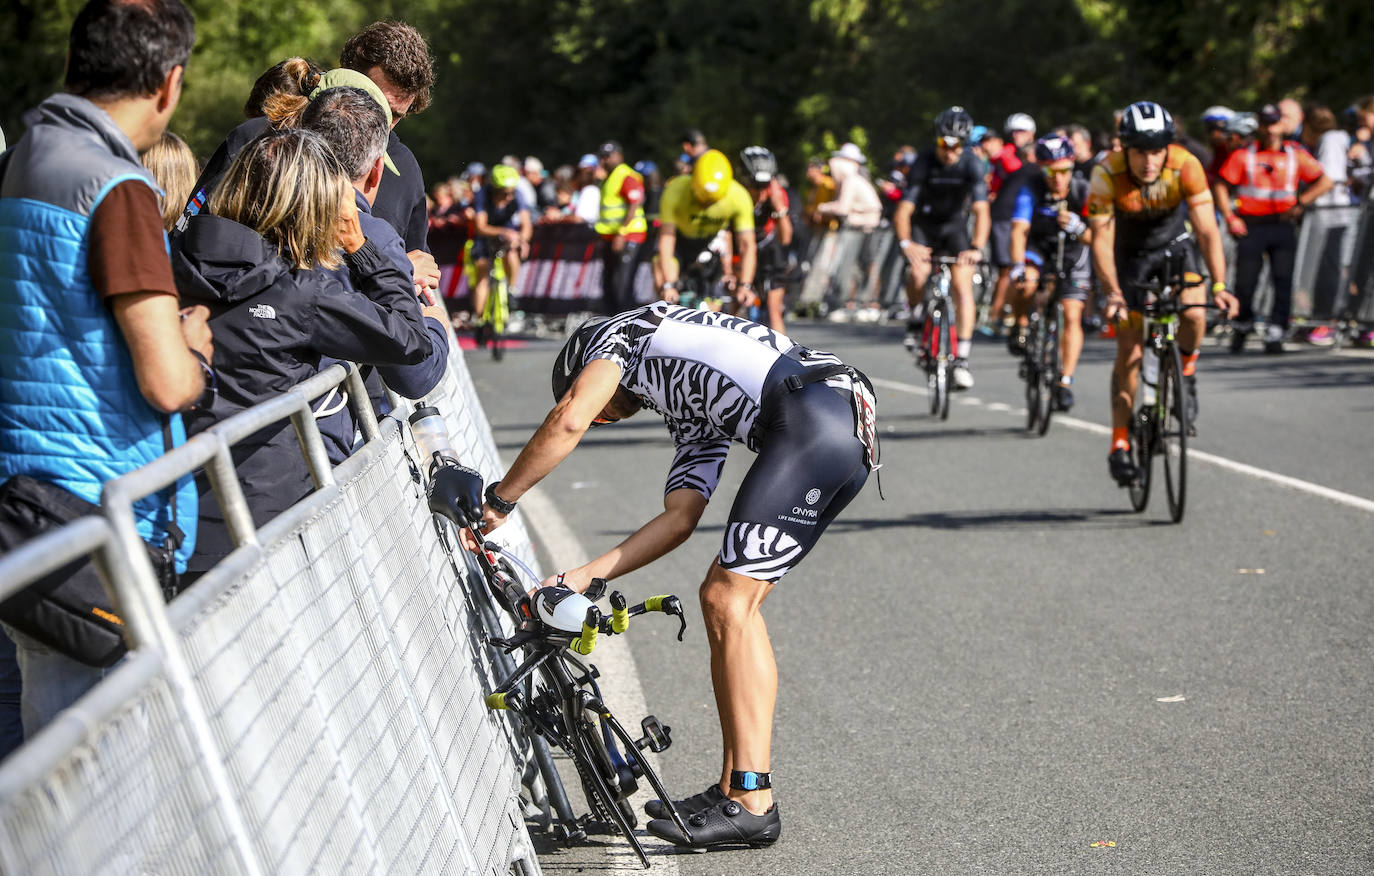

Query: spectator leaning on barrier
<box><xmin>1214</xmin><ymin>103</ymin><xmax>1333</xmax><ymax>354</ymax></box>
<box><xmin>340</xmin><ymin>21</ymin><xmax>436</xmax><ymax>261</ymax></box>
<box><xmin>596</xmin><ymin>140</ymin><xmax>648</xmax><ymax>313</ymax></box>
<box><xmin>301</xmin><ymin>86</ymin><xmax>451</xmax><ymax>457</ymax></box>
<box><xmin>174</xmin><ymin>129</ymin><xmax>431</xmax><ymax>575</ymax></box>
<box><xmin>0</xmin><ymin>0</ymin><xmax>212</xmax><ymax>745</ymax></box>
<box><xmin>572</xmin><ymin>154</ymin><xmax>603</xmax><ymax>224</ymax></box>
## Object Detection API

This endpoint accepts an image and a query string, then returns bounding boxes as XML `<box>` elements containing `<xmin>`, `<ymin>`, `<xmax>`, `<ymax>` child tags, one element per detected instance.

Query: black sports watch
<box><xmin>485</xmin><ymin>481</ymin><xmax>518</xmax><ymax>514</ymax></box>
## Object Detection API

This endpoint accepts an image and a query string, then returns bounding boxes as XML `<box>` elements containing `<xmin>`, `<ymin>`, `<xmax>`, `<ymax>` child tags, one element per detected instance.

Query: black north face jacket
<box><xmin>174</xmin><ymin>213</ymin><xmax>430</xmax><ymax>572</ymax></box>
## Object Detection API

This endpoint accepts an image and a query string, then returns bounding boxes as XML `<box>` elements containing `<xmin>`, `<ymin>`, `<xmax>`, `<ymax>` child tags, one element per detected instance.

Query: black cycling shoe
<box><xmin>645</xmin><ymin>783</ymin><xmax>724</xmax><ymax>820</ymax></box>
<box><xmin>647</xmin><ymin>797</ymin><xmax>782</xmax><ymax>851</ymax></box>
<box><xmin>1108</xmin><ymin>448</ymin><xmax>1137</xmax><ymax>487</ymax></box>
<box><xmin>1054</xmin><ymin>382</ymin><xmax>1074</xmax><ymax>412</ymax></box>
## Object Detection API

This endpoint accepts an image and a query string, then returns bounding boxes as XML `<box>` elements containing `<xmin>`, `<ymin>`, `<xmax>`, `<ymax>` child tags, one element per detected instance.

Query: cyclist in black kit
<box><xmin>893</xmin><ymin>106</ymin><xmax>991</xmax><ymax>390</ymax></box>
<box><xmin>467</xmin><ymin>302</ymin><xmax>879</xmax><ymax>852</ymax></box>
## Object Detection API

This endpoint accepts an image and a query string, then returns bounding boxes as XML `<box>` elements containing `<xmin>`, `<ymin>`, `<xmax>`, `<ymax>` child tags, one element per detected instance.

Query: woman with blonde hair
<box><xmin>141</xmin><ymin>131</ymin><xmax>198</xmax><ymax>232</ymax></box>
<box><xmin>173</xmin><ymin>128</ymin><xmax>430</xmax><ymax>575</ymax></box>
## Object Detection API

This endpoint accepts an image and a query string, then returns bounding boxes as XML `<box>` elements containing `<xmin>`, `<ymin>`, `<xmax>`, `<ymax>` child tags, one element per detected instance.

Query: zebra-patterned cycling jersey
<box><xmin>580</xmin><ymin>302</ymin><xmax>848</xmax><ymax>500</ymax></box>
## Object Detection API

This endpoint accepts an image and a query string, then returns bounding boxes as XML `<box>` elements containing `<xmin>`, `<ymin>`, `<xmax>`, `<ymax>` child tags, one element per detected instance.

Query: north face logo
<box><xmin>249</xmin><ymin>304</ymin><xmax>277</xmax><ymax>320</ymax></box>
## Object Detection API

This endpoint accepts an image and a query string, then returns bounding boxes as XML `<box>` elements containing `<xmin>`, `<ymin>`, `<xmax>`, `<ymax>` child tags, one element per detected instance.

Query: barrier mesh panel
<box><xmin>0</xmin><ymin>669</ymin><xmax>240</xmax><ymax>875</ymax></box>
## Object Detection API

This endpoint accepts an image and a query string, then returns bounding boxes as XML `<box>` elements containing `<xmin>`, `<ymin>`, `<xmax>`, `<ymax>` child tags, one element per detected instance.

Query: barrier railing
<box><xmin>0</xmin><ymin>338</ymin><xmax>543</xmax><ymax>875</ymax></box>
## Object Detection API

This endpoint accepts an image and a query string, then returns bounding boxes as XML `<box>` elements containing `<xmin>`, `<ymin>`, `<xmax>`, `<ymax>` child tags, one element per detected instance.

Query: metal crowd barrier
<box><xmin>0</xmin><ymin>340</ymin><xmax>543</xmax><ymax>875</ymax></box>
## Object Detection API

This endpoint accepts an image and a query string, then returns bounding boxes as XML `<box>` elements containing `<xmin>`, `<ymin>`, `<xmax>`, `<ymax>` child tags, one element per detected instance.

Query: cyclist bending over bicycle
<box><xmin>1007</xmin><ymin>135</ymin><xmax>1094</xmax><ymax>411</ymax></box>
<box><xmin>655</xmin><ymin>149</ymin><xmax>758</xmax><ymax>309</ymax></box>
<box><xmin>463</xmin><ymin>303</ymin><xmax>879</xmax><ymax>852</ymax></box>
<box><xmin>471</xmin><ymin>164</ymin><xmax>532</xmax><ymax>339</ymax></box>
<box><xmin>1088</xmin><ymin>101</ymin><xmax>1238</xmax><ymax>486</ymax></box>
<box><xmin>894</xmin><ymin>106</ymin><xmax>991</xmax><ymax>390</ymax></box>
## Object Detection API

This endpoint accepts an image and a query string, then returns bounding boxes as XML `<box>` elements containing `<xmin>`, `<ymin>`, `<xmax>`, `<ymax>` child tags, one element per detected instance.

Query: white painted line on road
<box><xmin>520</xmin><ymin>485</ymin><xmax>681</xmax><ymax>874</ymax></box>
<box><xmin>871</xmin><ymin>377</ymin><xmax>1374</xmax><ymax>515</ymax></box>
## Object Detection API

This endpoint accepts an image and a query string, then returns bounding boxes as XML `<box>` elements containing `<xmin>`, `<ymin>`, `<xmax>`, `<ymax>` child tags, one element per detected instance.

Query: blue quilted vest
<box><xmin>0</xmin><ymin>94</ymin><xmax>196</xmax><ymax>568</ymax></box>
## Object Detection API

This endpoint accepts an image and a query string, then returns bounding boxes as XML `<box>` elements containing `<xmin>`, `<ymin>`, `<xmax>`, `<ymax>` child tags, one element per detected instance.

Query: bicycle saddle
<box><xmin>427</xmin><ymin>463</ymin><xmax>485</xmax><ymax>526</ymax></box>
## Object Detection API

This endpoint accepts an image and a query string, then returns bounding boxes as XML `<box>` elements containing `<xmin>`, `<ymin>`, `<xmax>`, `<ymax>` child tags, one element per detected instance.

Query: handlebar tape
<box><xmin>644</xmin><ymin>595</ymin><xmax>669</xmax><ymax>612</ymax></box>
<box><xmin>611</xmin><ymin>603</ymin><xmax>629</xmax><ymax>634</ymax></box>
<box><xmin>485</xmin><ymin>692</ymin><xmax>510</xmax><ymax>711</ymax></box>
<box><xmin>571</xmin><ymin>619</ymin><xmax>599</xmax><ymax>655</ymax></box>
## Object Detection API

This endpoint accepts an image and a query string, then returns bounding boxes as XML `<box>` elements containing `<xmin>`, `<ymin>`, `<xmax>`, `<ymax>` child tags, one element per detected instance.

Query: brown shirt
<box><xmin>87</xmin><ymin>180</ymin><xmax>177</xmax><ymax>300</ymax></box>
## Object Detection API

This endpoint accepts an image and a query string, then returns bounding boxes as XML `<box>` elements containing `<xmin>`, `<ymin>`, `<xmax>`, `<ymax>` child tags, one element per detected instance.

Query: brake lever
<box><xmin>664</xmin><ymin>596</ymin><xmax>687</xmax><ymax>641</ymax></box>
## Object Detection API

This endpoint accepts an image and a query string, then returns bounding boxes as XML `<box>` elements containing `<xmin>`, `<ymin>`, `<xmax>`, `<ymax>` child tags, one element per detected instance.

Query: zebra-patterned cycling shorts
<box><xmin>716</xmin><ymin>380</ymin><xmax>870</xmax><ymax>583</ymax></box>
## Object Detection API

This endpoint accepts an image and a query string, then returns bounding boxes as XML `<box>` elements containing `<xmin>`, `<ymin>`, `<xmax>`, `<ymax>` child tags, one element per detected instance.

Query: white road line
<box><xmin>870</xmin><ymin>376</ymin><xmax>1374</xmax><ymax>515</ymax></box>
<box><xmin>519</xmin><ymin>485</ymin><xmax>681</xmax><ymax>874</ymax></box>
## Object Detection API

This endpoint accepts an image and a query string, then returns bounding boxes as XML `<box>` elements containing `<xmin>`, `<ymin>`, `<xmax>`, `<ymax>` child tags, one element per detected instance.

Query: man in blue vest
<box><xmin>0</xmin><ymin>0</ymin><xmax>213</xmax><ymax>745</ymax></box>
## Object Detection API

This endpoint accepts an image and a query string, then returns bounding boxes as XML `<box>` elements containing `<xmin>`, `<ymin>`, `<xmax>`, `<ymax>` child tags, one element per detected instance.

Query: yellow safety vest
<box><xmin>595</xmin><ymin>163</ymin><xmax>647</xmax><ymax>235</ymax></box>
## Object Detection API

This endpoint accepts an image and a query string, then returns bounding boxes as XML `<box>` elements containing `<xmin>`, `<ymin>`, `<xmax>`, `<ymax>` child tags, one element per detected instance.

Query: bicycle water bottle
<box><xmin>1140</xmin><ymin>346</ymin><xmax>1159</xmax><ymax>405</ymax></box>
<box><xmin>409</xmin><ymin>404</ymin><xmax>459</xmax><ymax>472</ymax></box>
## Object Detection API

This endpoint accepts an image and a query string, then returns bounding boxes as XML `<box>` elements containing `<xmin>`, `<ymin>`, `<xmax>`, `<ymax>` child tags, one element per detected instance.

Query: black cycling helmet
<box><xmin>1119</xmin><ymin>101</ymin><xmax>1176</xmax><ymax>150</ymax></box>
<box><xmin>1034</xmin><ymin>135</ymin><xmax>1075</xmax><ymax>164</ymax></box>
<box><xmin>739</xmin><ymin>146</ymin><xmax>778</xmax><ymax>186</ymax></box>
<box><xmin>934</xmin><ymin>106</ymin><xmax>974</xmax><ymax>142</ymax></box>
<box><xmin>551</xmin><ymin>316</ymin><xmax>610</xmax><ymax>402</ymax></box>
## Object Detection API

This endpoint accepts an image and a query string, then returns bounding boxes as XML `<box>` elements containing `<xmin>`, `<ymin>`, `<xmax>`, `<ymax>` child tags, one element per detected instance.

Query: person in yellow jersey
<box><xmin>595</xmin><ymin>140</ymin><xmax>647</xmax><ymax>312</ymax></box>
<box><xmin>656</xmin><ymin>149</ymin><xmax>757</xmax><ymax>307</ymax></box>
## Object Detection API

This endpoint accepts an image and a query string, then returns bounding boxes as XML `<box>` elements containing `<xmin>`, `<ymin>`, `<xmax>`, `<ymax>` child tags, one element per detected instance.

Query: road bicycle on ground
<box><xmin>426</xmin><ymin>463</ymin><xmax>692</xmax><ymax>869</ymax></box>
<box><xmin>1124</xmin><ymin>252</ymin><xmax>1213</xmax><ymax>523</ymax></box>
<box><xmin>915</xmin><ymin>255</ymin><xmax>961</xmax><ymax>421</ymax></box>
<box><xmin>1020</xmin><ymin>234</ymin><xmax>1066</xmax><ymax>436</ymax></box>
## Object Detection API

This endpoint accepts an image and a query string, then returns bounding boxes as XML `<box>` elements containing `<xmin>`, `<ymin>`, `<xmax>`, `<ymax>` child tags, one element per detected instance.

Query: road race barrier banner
<box><xmin>0</xmin><ymin>346</ymin><xmax>543</xmax><ymax>875</ymax></box>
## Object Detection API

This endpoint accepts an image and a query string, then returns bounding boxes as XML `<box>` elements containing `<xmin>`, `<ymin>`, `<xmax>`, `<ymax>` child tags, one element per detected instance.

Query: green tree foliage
<box><xmin>1</xmin><ymin>0</ymin><xmax>1368</xmax><ymax>185</ymax></box>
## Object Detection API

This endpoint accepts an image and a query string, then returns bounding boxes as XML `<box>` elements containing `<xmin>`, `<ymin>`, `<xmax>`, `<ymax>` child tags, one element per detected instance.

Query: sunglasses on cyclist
<box><xmin>1042</xmin><ymin>165</ymin><xmax>1074</xmax><ymax>177</ymax></box>
<box><xmin>937</xmin><ymin>136</ymin><xmax>964</xmax><ymax>150</ymax></box>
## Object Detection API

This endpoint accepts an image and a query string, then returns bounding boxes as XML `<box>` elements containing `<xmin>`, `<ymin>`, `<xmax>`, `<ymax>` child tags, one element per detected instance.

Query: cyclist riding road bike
<box><xmin>470</xmin><ymin>164</ymin><xmax>532</xmax><ymax>340</ymax></box>
<box><xmin>1087</xmin><ymin>101</ymin><xmax>1238</xmax><ymax>487</ymax></box>
<box><xmin>1008</xmin><ymin>135</ymin><xmax>1095</xmax><ymax>411</ymax></box>
<box><xmin>655</xmin><ymin>149</ymin><xmax>758</xmax><ymax>309</ymax></box>
<box><xmin>464</xmin><ymin>302</ymin><xmax>879</xmax><ymax>852</ymax></box>
<box><xmin>894</xmin><ymin>106</ymin><xmax>992</xmax><ymax>390</ymax></box>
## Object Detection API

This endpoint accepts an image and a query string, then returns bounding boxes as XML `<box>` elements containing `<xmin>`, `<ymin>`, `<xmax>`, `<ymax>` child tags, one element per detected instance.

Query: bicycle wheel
<box><xmin>923</xmin><ymin>304</ymin><xmax>944</xmax><ymax>417</ymax></box>
<box><xmin>1023</xmin><ymin>315</ymin><xmax>1042</xmax><ymax>432</ymax></box>
<box><xmin>1158</xmin><ymin>343</ymin><xmax>1188</xmax><ymax>522</ymax></box>
<box><xmin>1036</xmin><ymin>303</ymin><xmax>1060</xmax><ymax>437</ymax></box>
<box><xmin>935</xmin><ymin>304</ymin><xmax>953</xmax><ymax>420</ymax></box>
<box><xmin>1127</xmin><ymin>404</ymin><xmax>1154</xmax><ymax>512</ymax></box>
<box><xmin>487</xmin><ymin>276</ymin><xmax>507</xmax><ymax>361</ymax></box>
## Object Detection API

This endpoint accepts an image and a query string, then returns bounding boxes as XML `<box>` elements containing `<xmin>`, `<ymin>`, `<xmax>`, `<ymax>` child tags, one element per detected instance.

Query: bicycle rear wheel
<box><xmin>1036</xmin><ymin>303</ymin><xmax>1060</xmax><ymax>437</ymax></box>
<box><xmin>1159</xmin><ymin>343</ymin><xmax>1188</xmax><ymax>522</ymax></box>
<box><xmin>487</xmin><ymin>278</ymin><xmax>507</xmax><ymax>361</ymax></box>
<box><xmin>923</xmin><ymin>304</ymin><xmax>945</xmax><ymax>418</ymax></box>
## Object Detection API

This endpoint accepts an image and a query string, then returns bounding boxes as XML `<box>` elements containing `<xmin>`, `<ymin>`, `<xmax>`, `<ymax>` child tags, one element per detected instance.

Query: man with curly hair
<box><xmin>341</xmin><ymin>20</ymin><xmax>438</xmax><ymax>279</ymax></box>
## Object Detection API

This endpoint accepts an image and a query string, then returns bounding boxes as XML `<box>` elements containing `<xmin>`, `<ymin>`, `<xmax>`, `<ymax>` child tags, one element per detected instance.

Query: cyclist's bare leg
<box><xmin>766</xmin><ymin>286</ymin><xmax>785</xmax><ymax>333</ymax></box>
<box><xmin>700</xmin><ymin>561</ymin><xmax>775</xmax><ymax>816</ymax></box>
<box><xmin>951</xmin><ymin>262</ymin><xmax>976</xmax><ymax>341</ymax></box>
<box><xmin>905</xmin><ymin>246</ymin><xmax>933</xmax><ymax>310</ymax></box>
<box><xmin>988</xmin><ymin>266</ymin><xmax>1012</xmax><ymax>328</ymax></box>
<box><xmin>502</xmin><ymin>250</ymin><xmax>522</xmax><ymax>291</ymax></box>
<box><xmin>1111</xmin><ymin>321</ymin><xmax>1144</xmax><ymax>431</ymax></box>
<box><xmin>1011</xmin><ymin>266</ymin><xmax>1039</xmax><ymax>328</ymax></box>
<box><xmin>1061</xmin><ymin>298</ymin><xmax>1085</xmax><ymax>378</ymax></box>
<box><xmin>472</xmin><ymin>259</ymin><xmax>492</xmax><ymax>321</ymax></box>
<box><xmin>1177</xmin><ymin>283</ymin><xmax>1208</xmax><ymax>369</ymax></box>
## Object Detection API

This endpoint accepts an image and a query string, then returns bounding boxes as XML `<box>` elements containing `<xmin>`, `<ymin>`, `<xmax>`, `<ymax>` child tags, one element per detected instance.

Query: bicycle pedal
<box><xmin>634</xmin><ymin>715</ymin><xmax>672</xmax><ymax>753</ymax></box>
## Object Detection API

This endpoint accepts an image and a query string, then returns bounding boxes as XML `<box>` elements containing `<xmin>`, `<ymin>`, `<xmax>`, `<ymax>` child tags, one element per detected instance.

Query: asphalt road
<box><xmin>465</xmin><ymin>319</ymin><xmax>1374</xmax><ymax>876</ymax></box>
